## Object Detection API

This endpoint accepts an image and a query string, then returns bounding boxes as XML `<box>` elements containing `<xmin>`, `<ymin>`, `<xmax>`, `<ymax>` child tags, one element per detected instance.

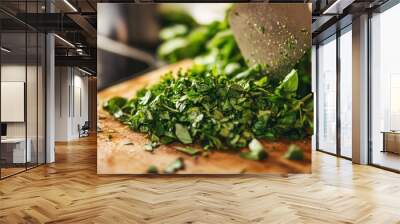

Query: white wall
<box><xmin>1</xmin><ymin>65</ymin><xmax>37</xmax><ymax>138</ymax></box>
<box><xmin>1</xmin><ymin>65</ymin><xmax>26</xmax><ymax>143</ymax></box>
<box><xmin>55</xmin><ymin>67</ymin><xmax>89</xmax><ymax>141</ymax></box>
<box><xmin>1</xmin><ymin>64</ymin><xmax>46</xmax><ymax>164</ymax></box>
<box><xmin>55</xmin><ymin>67</ymin><xmax>69</xmax><ymax>141</ymax></box>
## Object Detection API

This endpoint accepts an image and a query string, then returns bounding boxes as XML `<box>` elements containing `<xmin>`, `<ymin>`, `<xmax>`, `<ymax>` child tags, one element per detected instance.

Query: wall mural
<box><xmin>97</xmin><ymin>3</ymin><xmax>313</xmax><ymax>174</ymax></box>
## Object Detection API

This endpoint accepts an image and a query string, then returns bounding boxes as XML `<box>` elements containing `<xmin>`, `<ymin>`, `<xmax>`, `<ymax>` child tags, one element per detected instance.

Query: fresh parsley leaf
<box><xmin>103</xmin><ymin>97</ymin><xmax>127</xmax><ymax>114</ymax></box>
<box><xmin>277</xmin><ymin>69</ymin><xmax>298</xmax><ymax>93</ymax></box>
<box><xmin>144</xmin><ymin>142</ymin><xmax>159</xmax><ymax>152</ymax></box>
<box><xmin>240</xmin><ymin>139</ymin><xmax>268</xmax><ymax>161</ymax></box>
<box><xmin>175</xmin><ymin>146</ymin><xmax>201</xmax><ymax>156</ymax></box>
<box><xmin>175</xmin><ymin>123</ymin><xmax>192</xmax><ymax>144</ymax></box>
<box><xmin>164</xmin><ymin>158</ymin><xmax>185</xmax><ymax>174</ymax></box>
<box><xmin>284</xmin><ymin>144</ymin><xmax>304</xmax><ymax>160</ymax></box>
<box><xmin>144</xmin><ymin>143</ymin><xmax>154</xmax><ymax>152</ymax></box>
<box><xmin>140</xmin><ymin>91</ymin><xmax>152</xmax><ymax>105</ymax></box>
<box><xmin>147</xmin><ymin>165</ymin><xmax>159</xmax><ymax>174</ymax></box>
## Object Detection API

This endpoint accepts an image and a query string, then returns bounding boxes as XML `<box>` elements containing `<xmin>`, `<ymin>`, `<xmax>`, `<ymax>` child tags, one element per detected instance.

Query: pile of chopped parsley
<box><xmin>103</xmin><ymin>63</ymin><xmax>312</xmax><ymax>148</ymax></box>
<box><xmin>103</xmin><ymin>9</ymin><xmax>313</xmax><ymax>164</ymax></box>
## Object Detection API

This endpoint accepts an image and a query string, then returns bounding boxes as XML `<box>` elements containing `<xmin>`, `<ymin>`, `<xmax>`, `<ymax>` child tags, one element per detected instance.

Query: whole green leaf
<box><xmin>157</xmin><ymin>38</ymin><xmax>189</xmax><ymax>62</ymax></box>
<box><xmin>159</xmin><ymin>24</ymin><xmax>188</xmax><ymax>41</ymax></box>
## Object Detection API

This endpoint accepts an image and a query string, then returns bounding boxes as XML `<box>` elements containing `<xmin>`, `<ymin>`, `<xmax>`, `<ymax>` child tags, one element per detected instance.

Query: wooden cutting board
<box><xmin>97</xmin><ymin>60</ymin><xmax>311</xmax><ymax>174</ymax></box>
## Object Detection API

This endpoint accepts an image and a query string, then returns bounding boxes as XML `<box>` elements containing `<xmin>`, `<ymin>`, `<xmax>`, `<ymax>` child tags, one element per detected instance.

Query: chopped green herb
<box><xmin>175</xmin><ymin>123</ymin><xmax>193</xmax><ymax>144</ymax></box>
<box><xmin>159</xmin><ymin>24</ymin><xmax>188</xmax><ymax>41</ymax></box>
<box><xmin>164</xmin><ymin>158</ymin><xmax>185</xmax><ymax>174</ymax></box>
<box><xmin>144</xmin><ymin>142</ymin><xmax>159</xmax><ymax>152</ymax></box>
<box><xmin>175</xmin><ymin>146</ymin><xmax>201</xmax><ymax>156</ymax></box>
<box><xmin>240</xmin><ymin>150</ymin><xmax>267</xmax><ymax>161</ymax></box>
<box><xmin>202</xmin><ymin>151</ymin><xmax>210</xmax><ymax>157</ymax></box>
<box><xmin>240</xmin><ymin>139</ymin><xmax>268</xmax><ymax>161</ymax></box>
<box><xmin>103</xmin><ymin>97</ymin><xmax>127</xmax><ymax>115</ymax></box>
<box><xmin>249</xmin><ymin>138</ymin><xmax>264</xmax><ymax>152</ymax></box>
<box><xmin>147</xmin><ymin>165</ymin><xmax>159</xmax><ymax>174</ymax></box>
<box><xmin>144</xmin><ymin>144</ymin><xmax>153</xmax><ymax>152</ymax></box>
<box><xmin>104</xmin><ymin>64</ymin><xmax>312</xmax><ymax>152</ymax></box>
<box><xmin>284</xmin><ymin>144</ymin><xmax>304</xmax><ymax>160</ymax></box>
<box><xmin>254</xmin><ymin>23</ymin><xmax>265</xmax><ymax>34</ymax></box>
<box><xmin>276</xmin><ymin>69</ymin><xmax>298</xmax><ymax>93</ymax></box>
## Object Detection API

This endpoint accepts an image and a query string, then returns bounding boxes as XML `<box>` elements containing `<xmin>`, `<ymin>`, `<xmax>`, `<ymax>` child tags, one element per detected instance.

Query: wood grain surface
<box><xmin>97</xmin><ymin>60</ymin><xmax>311</xmax><ymax>174</ymax></box>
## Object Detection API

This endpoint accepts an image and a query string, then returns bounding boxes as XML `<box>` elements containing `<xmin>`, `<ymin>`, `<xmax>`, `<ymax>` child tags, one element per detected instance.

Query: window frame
<box><xmin>315</xmin><ymin>23</ymin><xmax>353</xmax><ymax>161</ymax></box>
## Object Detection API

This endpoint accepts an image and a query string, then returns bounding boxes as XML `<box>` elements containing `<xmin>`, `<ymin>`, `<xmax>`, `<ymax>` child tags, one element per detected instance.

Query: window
<box><xmin>339</xmin><ymin>26</ymin><xmax>352</xmax><ymax>158</ymax></box>
<box><xmin>317</xmin><ymin>35</ymin><xmax>337</xmax><ymax>154</ymax></box>
<box><xmin>0</xmin><ymin>1</ymin><xmax>47</xmax><ymax>179</ymax></box>
<box><xmin>370</xmin><ymin>3</ymin><xmax>400</xmax><ymax>171</ymax></box>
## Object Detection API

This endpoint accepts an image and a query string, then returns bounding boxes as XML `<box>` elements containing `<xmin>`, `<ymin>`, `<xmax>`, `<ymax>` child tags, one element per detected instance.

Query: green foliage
<box><xmin>157</xmin><ymin>21</ymin><xmax>229</xmax><ymax>64</ymax></box>
<box><xmin>159</xmin><ymin>8</ymin><xmax>198</xmax><ymax>29</ymax></box>
<box><xmin>157</xmin><ymin>13</ymin><xmax>244</xmax><ymax>70</ymax></box>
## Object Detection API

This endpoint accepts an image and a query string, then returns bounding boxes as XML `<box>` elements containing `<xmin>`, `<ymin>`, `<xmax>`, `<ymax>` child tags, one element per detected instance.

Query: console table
<box><xmin>382</xmin><ymin>131</ymin><xmax>400</xmax><ymax>154</ymax></box>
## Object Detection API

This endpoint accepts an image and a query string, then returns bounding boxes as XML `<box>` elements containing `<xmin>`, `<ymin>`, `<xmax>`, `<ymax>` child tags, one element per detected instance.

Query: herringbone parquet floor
<box><xmin>0</xmin><ymin>135</ymin><xmax>399</xmax><ymax>224</ymax></box>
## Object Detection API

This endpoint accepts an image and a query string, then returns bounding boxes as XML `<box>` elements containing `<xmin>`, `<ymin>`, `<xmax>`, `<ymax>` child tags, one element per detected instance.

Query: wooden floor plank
<box><xmin>0</xmin><ymin>135</ymin><xmax>399</xmax><ymax>223</ymax></box>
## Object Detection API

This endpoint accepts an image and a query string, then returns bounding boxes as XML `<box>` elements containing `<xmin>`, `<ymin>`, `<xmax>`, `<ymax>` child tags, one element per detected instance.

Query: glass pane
<box><xmin>1</xmin><ymin>30</ymin><xmax>27</xmax><ymax>177</ymax></box>
<box><xmin>317</xmin><ymin>35</ymin><xmax>337</xmax><ymax>154</ymax></box>
<box><xmin>339</xmin><ymin>27</ymin><xmax>352</xmax><ymax>158</ymax></box>
<box><xmin>312</xmin><ymin>45</ymin><xmax>317</xmax><ymax>151</ymax></box>
<box><xmin>38</xmin><ymin>33</ymin><xmax>45</xmax><ymax>165</ymax></box>
<box><xmin>371</xmin><ymin>4</ymin><xmax>400</xmax><ymax>171</ymax></box>
<box><xmin>26</xmin><ymin>0</ymin><xmax>39</xmax><ymax>169</ymax></box>
<box><xmin>27</xmin><ymin>31</ymin><xmax>38</xmax><ymax>169</ymax></box>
